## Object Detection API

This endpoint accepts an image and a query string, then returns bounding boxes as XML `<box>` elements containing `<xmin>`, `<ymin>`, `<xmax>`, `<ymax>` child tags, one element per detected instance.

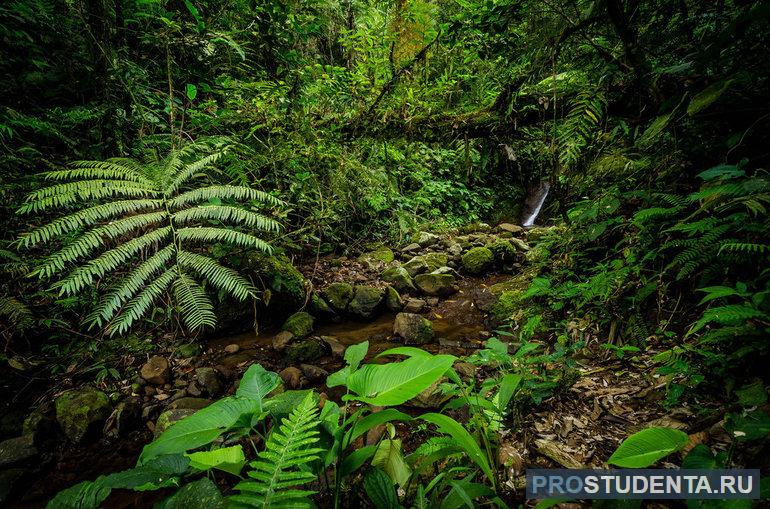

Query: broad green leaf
<box><xmin>496</xmin><ymin>374</ymin><xmax>522</xmax><ymax>411</ymax></box>
<box><xmin>725</xmin><ymin>410</ymin><xmax>770</xmax><ymax>441</ymax></box>
<box><xmin>186</xmin><ymin>83</ymin><xmax>198</xmax><ymax>101</ymax></box>
<box><xmin>687</xmin><ymin>79</ymin><xmax>733</xmax><ymax>116</ymax></box>
<box><xmin>378</xmin><ymin>346</ymin><xmax>431</xmax><ymax>358</ymax></box>
<box><xmin>345</xmin><ymin>354</ymin><xmax>456</xmax><ymax>406</ymax></box>
<box><xmin>735</xmin><ymin>381</ymin><xmax>768</xmax><ymax>407</ymax></box>
<box><xmin>419</xmin><ymin>413</ymin><xmax>494</xmax><ymax>484</ymax></box>
<box><xmin>186</xmin><ymin>445</ymin><xmax>246</xmax><ymax>475</ymax></box>
<box><xmin>156</xmin><ymin>478</ymin><xmax>224</xmax><ymax>509</ymax></box>
<box><xmin>139</xmin><ymin>397</ymin><xmax>261</xmax><ymax>463</ymax></box>
<box><xmin>682</xmin><ymin>444</ymin><xmax>717</xmax><ymax>469</ymax></box>
<box><xmin>364</xmin><ymin>468</ymin><xmax>403</xmax><ymax>509</ymax></box>
<box><xmin>372</xmin><ymin>439</ymin><xmax>411</xmax><ymax>487</ymax></box>
<box><xmin>346</xmin><ymin>408</ymin><xmax>412</xmax><ymax>445</ymax></box>
<box><xmin>345</xmin><ymin>340</ymin><xmax>369</xmax><ymax>372</ymax></box>
<box><xmin>235</xmin><ymin>363</ymin><xmax>280</xmax><ymax>408</ymax></box>
<box><xmin>339</xmin><ymin>445</ymin><xmax>377</xmax><ymax>477</ymax></box>
<box><xmin>607</xmin><ymin>427</ymin><xmax>689</xmax><ymax>467</ymax></box>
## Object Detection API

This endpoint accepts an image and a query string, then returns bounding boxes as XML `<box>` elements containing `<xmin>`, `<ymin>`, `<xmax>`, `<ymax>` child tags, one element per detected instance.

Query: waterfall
<box><xmin>521</xmin><ymin>181</ymin><xmax>550</xmax><ymax>227</ymax></box>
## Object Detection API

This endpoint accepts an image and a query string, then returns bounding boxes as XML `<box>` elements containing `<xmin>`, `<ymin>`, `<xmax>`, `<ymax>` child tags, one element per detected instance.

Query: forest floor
<box><xmin>4</xmin><ymin>227</ymin><xmax>733</xmax><ymax>508</ymax></box>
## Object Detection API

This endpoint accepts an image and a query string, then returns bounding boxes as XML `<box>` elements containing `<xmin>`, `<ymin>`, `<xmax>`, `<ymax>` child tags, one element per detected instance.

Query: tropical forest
<box><xmin>0</xmin><ymin>0</ymin><xmax>769</xmax><ymax>507</ymax></box>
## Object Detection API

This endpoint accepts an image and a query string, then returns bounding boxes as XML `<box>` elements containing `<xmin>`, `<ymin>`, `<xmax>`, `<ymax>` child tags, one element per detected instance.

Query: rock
<box><xmin>431</xmin><ymin>266</ymin><xmax>457</xmax><ymax>275</ymax></box>
<box><xmin>348</xmin><ymin>285</ymin><xmax>384</xmax><ymax>320</ymax></box>
<box><xmin>416</xmin><ymin>231</ymin><xmax>439</xmax><ymax>247</ymax></box>
<box><xmin>403</xmin><ymin>298</ymin><xmax>426</xmax><ymax>313</ymax></box>
<box><xmin>272</xmin><ymin>330</ymin><xmax>295</xmax><ymax>351</ymax></box>
<box><xmin>55</xmin><ymin>388</ymin><xmax>111</xmax><ymax>443</ymax></box>
<box><xmin>487</xmin><ymin>239</ymin><xmax>517</xmax><ymax>263</ymax></box>
<box><xmin>414</xmin><ymin>273</ymin><xmax>457</xmax><ymax>296</ymax></box>
<box><xmin>393</xmin><ymin>313</ymin><xmax>434</xmax><ymax>344</ymax></box>
<box><xmin>510</xmin><ymin>238</ymin><xmax>530</xmax><ymax>252</ymax></box>
<box><xmin>113</xmin><ymin>397</ymin><xmax>142</xmax><ymax>437</ymax></box>
<box><xmin>0</xmin><ymin>435</ymin><xmax>37</xmax><ymax>467</ymax></box>
<box><xmin>426</xmin><ymin>297</ymin><xmax>439</xmax><ymax>306</ymax></box>
<box><xmin>454</xmin><ymin>362</ymin><xmax>477</xmax><ymax>380</ymax></box>
<box><xmin>401</xmin><ymin>243</ymin><xmax>421</xmax><ymax>253</ymax></box>
<box><xmin>155</xmin><ymin>409</ymin><xmax>196</xmax><ymax>438</ymax></box>
<box><xmin>498</xmin><ymin>223</ymin><xmax>524</xmax><ymax>234</ymax></box>
<box><xmin>321</xmin><ymin>336</ymin><xmax>345</xmax><ymax>357</ymax></box>
<box><xmin>447</xmin><ymin>243</ymin><xmax>463</xmax><ymax>257</ymax></box>
<box><xmin>195</xmin><ymin>367</ymin><xmax>222</xmax><ymax>396</ymax></box>
<box><xmin>310</xmin><ymin>293</ymin><xmax>336</xmax><ymax>320</ymax></box>
<box><xmin>285</xmin><ymin>337</ymin><xmax>328</xmax><ymax>364</ymax></box>
<box><xmin>282</xmin><ymin>311</ymin><xmax>315</xmax><ymax>339</ymax></box>
<box><xmin>381</xmin><ymin>266</ymin><xmax>415</xmax><ymax>292</ymax></box>
<box><xmin>186</xmin><ymin>382</ymin><xmax>202</xmax><ymax>397</ymax></box>
<box><xmin>402</xmin><ymin>256</ymin><xmax>429</xmax><ymax>277</ymax></box>
<box><xmin>279</xmin><ymin>367</ymin><xmax>303</xmax><ymax>389</ymax></box>
<box><xmin>321</xmin><ymin>282</ymin><xmax>354</xmax><ymax>313</ymax></box>
<box><xmin>223</xmin><ymin>344</ymin><xmax>240</xmax><ymax>354</ymax></box>
<box><xmin>167</xmin><ymin>398</ymin><xmax>212</xmax><ymax>411</ymax></box>
<box><xmin>300</xmin><ymin>364</ymin><xmax>329</xmax><ymax>382</ymax></box>
<box><xmin>384</xmin><ymin>286</ymin><xmax>403</xmax><ymax>311</ymax></box>
<box><xmin>358</xmin><ymin>247</ymin><xmax>395</xmax><ymax>268</ymax></box>
<box><xmin>423</xmin><ymin>252</ymin><xmax>448</xmax><ymax>272</ymax></box>
<box><xmin>175</xmin><ymin>343</ymin><xmax>201</xmax><ymax>359</ymax></box>
<box><xmin>411</xmin><ymin>379</ymin><xmax>452</xmax><ymax>408</ymax></box>
<box><xmin>140</xmin><ymin>356</ymin><xmax>171</xmax><ymax>385</ymax></box>
<box><xmin>461</xmin><ymin>247</ymin><xmax>494</xmax><ymax>275</ymax></box>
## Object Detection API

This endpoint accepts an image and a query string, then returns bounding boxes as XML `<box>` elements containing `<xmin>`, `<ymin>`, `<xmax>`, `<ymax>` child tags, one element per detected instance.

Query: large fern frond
<box><xmin>169</xmin><ymin>185</ymin><xmax>280</xmax><ymax>208</ymax></box>
<box><xmin>172</xmin><ymin>206</ymin><xmax>280</xmax><ymax>232</ymax></box>
<box><xmin>108</xmin><ymin>267</ymin><xmax>178</xmax><ymax>336</ymax></box>
<box><xmin>230</xmin><ymin>393</ymin><xmax>323</xmax><ymax>509</ymax></box>
<box><xmin>177</xmin><ymin>250</ymin><xmax>256</xmax><ymax>301</ymax></box>
<box><xmin>173</xmin><ymin>272</ymin><xmax>217</xmax><ymax>332</ymax></box>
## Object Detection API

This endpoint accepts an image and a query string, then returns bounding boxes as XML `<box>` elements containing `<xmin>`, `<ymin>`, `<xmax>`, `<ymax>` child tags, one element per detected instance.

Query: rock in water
<box><xmin>348</xmin><ymin>285</ymin><xmax>384</xmax><ymax>320</ymax></box>
<box><xmin>55</xmin><ymin>388</ymin><xmax>111</xmax><ymax>443</ymax></box>
<box><xmin>175</xmin><ymin>343</ymin><xmax>201</xmax><ymax>359</ymax></box>
<box><xmin>285</xmin><ymin>337</ymin><xmax>328</xmax><ymax>364</ymax></box>
<box><xmin>281</xmin><ymin>311</ymin><xmax>314</xmax><ymax>338</ymax></box>
<box><xmin>140</xmin><ymin>355</ymin><xmax>171</xmax><ymax>385</ymax></box>
<box><xmin>321</xmin><ymin>282</ymin><xmax>354</xmax><ymax>313</ymax></box>
<box><xmin>279</xmin><ymin>367</ymin><xmax>303</xmax><ymax>389</ymax></box>
<box><xmin>393</xmin><ymin>313</ymin><xmax>434</xmax><ymax>344</ymax></box>
<box><xmin>461</xmin><ymin>246</ymin><xmax>494</xmax><ymax>275</ymax></box>
<box><xmin>310</xmin><ymin>293</ymin><xmax>337</xmax><ymax>320</ymax></box>
<box><xmin>321</xmin><ymin>336</ymin><xmax>345</xmax><ymax>357</ymax></box>
<box><xmin>272</xmin><ymin>330</ymin><xmax>294</xmax><ymax>351</ymax></box>
<box><xmin>414</xmin><ymin>273</ymin><xmax>457</xmax><ymax>296</ymax></box>
<box><xmin>384</xmin><ymin>286</ymin><xmax>403</xmax><ymax>311</ymax></box>
<box><xmin>381</xmin><ymin>266</ymin><xmax>415</xmax><ymax>292</ymax></box>
<box><xmin>223</xmin><ymin>344</ymin><xmax>240</xmax><ymax>354</ymax></box>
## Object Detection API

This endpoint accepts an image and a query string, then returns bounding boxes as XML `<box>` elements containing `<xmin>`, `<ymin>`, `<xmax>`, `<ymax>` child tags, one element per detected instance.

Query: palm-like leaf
<box><xmin>18</xmin><ymin>139</ymin><xmax>281</xmax><ymax>335</ymax></box>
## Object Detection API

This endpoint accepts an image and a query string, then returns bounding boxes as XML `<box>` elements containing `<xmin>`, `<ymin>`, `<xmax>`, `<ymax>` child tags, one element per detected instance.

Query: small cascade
<box><xmin>521</xmin><ymin>181</ymin><xmax>550</xmax><ymax>227</ymax></box>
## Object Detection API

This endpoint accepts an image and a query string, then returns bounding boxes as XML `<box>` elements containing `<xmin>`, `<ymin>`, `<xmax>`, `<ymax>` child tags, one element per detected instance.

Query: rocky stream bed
<box><xmin>0</xmin><ymin>224</ymin><xmax>732</xmax><ymax>507</ymax></box>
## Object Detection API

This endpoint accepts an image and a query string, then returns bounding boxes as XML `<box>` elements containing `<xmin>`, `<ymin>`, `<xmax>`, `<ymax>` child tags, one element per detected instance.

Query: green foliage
<box><xmin>19</xmin><ymin>139</ymin><xmax>281</xmax><ymax>335</ymax></box>
<box><xmin>607</xmin><ymin>427</ymin><xmax>689</xmax><ymax>468</ymax></box>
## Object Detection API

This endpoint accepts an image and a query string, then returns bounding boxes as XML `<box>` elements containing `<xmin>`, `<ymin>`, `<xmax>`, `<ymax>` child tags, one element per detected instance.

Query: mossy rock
<box><xmin>357</xmin><ymin>247</ymin><xmax>395</xmax><ymax>267</ymax></box>
<box><xmin>321</xmin><ymin>282</ymin><xmax>354</xmax><ymax>313</ymax></box>
<box><xmin>55</xmin><ymin>388</ymin><xmax>111</xmax><ymax>443</ymax></box>
<box><xmin>348</xmin><ymin>285</ymin><xmax>384</xmax><ymax>320</ymax></box>
<box><xmin>242</xmin><ymin>251</ymin><xmax>307</xmax><ymax>308</ymax></box>
<box><xmin>414</xmin><ymin>273</ymin><xmax>457</xmax><ymax>297</ymax></box>
<box><xmin>381</xmin><ymin>266</ymin><xmax>415</xmax><ymax>292</ymax></box>
<box><xmin>310</xmin><ymin>293</ymin><xmax>337</xmax><ymax>320</ymax></box>
<box><xmin>487</xmin><ymin>239</ymin><xmax>517</xmax><ymax>263</ymax></box>
<box><xmin>490</xmin><ymin>290</ymin><xmax>525</xmax><ymax>322</ymax></box>
<box><xmin>285</xmin><ymin>338</ymin><xmax>329</xmax><ymax>364</ymax></box>
<box><xmin>461</xmin><ymin>247</ymin><xmax>494</xmax><ymax>275</ymax></box>
<box><xmin>154</xmin><ymin>409</ymin><xmax>196</xmax><ymax>438</ymax></box>
<box><xmin>423</xmin><ymin>252</ymin><xmax>448</xmax><ymax>272</ymax></box>
<box><xmin>393</xmin><ymin>313</ymin><xmax>434</xmax><ymax>344</ymax></box>
<box><xmin>402</xmin><ymin>256</ymin><xmax>429</xmax><ymax>277</ymax></box>
<box><xmin>282</xmin><ymin>312</ymin><xmax>314</xmax><ymax>338</ymax></box>
<box><xmin>175</xmin><ymin>342</ymin><xmax>201</xmax><ymax>359</ymax></box>
<box><xmin>385</xmin><ymin>286</ymin><xmax>403</xmax><ymax>311</ymax></box>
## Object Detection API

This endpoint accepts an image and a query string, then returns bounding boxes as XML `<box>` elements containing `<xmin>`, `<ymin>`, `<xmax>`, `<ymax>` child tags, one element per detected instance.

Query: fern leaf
<box><xmin>169</xmin><ymin>185</ymin><xmax>280</xmax><ymax>208</ymax></box>
<box><xmin>173</xmin><ymin>272</ymin><xmax>217</xmax><ymax>332</ymax></box>
<box><xmin>176</xmin><ymin>227</ymin><xmax>272</xmax><ymax>253</ymax></box>
<box><xmin>177</xmin><ymin>251</ymin><xmax>256</xmax><ymax>301</ymax></box>
<box><xmin>172</xmin><ymin>206</ymin><xmax>281</xmax><ymax>232</ymax></box>
<box><xmin>43</xmin><ymin>160</ymin><xmax>156</xmax><ymax>187</ymax></box>
<box><xmin>108</xmin><ymin>267</ymin><xmax>177</xmax><ymax>336</ymax></box>
<box><xmin>230</xmin><ymin>393</ymin><xmax>323</xmax><ymax>508</ymax></box>
<box><xmin>19</xmin><ymin>180</ymin><xmax>158</xmax><ymax>213</ymax></box>
<box><xmin>166</xmin><ymin>152</ymin><xmax>223</xmax><ymax>194</ymax></box>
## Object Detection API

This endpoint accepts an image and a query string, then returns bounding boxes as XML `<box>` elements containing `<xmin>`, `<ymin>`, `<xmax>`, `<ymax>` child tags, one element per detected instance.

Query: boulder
<box><xmin>224</xmin><ymin>344</ymin><xmax>240</xmax><ymax>354</ymax></box>
<box><xmin>348</xmin><ymin>285</ymin><xmax>384</xmax><ymax>320</ymax></box>
<box><xmin>279</xmin><ymin>367</ymin><xmax>303</xmax><ymax>389</ymax></box>
<box><xmin>0</xmin><ymin>435</ymin><xmax>37</xmax><ymax>467</ymax></box>
<box><xmin>510</xmin><ymin>238</ymin><xmax>530</xmax><ymax>252</ymax></box>
<box><xmin>272</xmin><ymin>330</ymin><xmax>294</xmax><ymax>351</ymax></box>
<box><xmin>416</xmin><ymin>231</ymin><xmax>439</xmax><ymax>247</ymax></box>
<box><xmin>155</xmin><ymin>409</ymin><xmax>196</xmax><ymax>438</ymax></box>
<box><xmin>402</xmin><ymin>256</ymin><xmax>428</xmax><ymax>277</ymax></box>
<box><xmin>321</xmin><ymin>282</ymin><xmax>354</xmax><ymax>313</ymax></box>
<box><xmin>498</xmin><ymin>223</ymin><xmax>524</xmax><ymax>234</ymax></box>
<box><xmin>384</xmin><ymin>286</ymin><xmax>403</xmax><ymax>311</ymax></box>
<box><xmin>195</xmin><ymin>367</ymin><xmax>222</xmax><ymax>396</ymax></box>
<box><xmin>357</xmin><ymin>247</ymin><xmax>395</xmax><ymax>268</ymax></box>
<box><xmin>461</xmin><ymin>247</ymin><xmax>494</xmax><ymax>275</ymax></box>
<box><xmin>300</xmin><ymin>364</ymin><xmax>329</xmax><ymax>383</ymax></box>
<box><xmin>393</xmin><ymin>313</ymin><xmax>434</xmax><ymax>344</ymax></box>
<box><xmin>447</xmin><ymin>243</ymin><xmax>463</xmax><ymax>257</ymax></box>
<box><xmin>174</xmin><ymin>343</ymin><xmax>201</xmax><ymax>359</ymax></box>
<box><xmin>381</xmin><ymin>266</ymin><xmax>415</xmax><ymax>292</ymax></box>
<box><xmin>55</xmin><ymin>388</ymin><xmax>112</xmax><ymax>443</ymax></box>
<box><xmin>321</xmin><ymin>336</ymin><xmax>345</xmax><ymax>357</ymax></box>
<box><xmin>487</xmin><ymin>239</ymin><xmax>517</xmax><ymax>263</ymax></box>
<box><xmin>423</xmin><ymin>252</ymin><xmax>448</xmax><ymax>272</ymax></box>
<box><xmin>401</xmin><ymin>243</ymin><xmax>421</xmax><ymax>253</ymax></box>
<box><xmin>285</xmin><ymin>337</ymin><xmax>328</xmax><ymax>364</ymax></box>
<box><xmin>140</xmin><ymin>355</ymin><xmax>171</xmax><ymax>385</ymax></box>
<box><xmin>282</xmin><ymin>311</ymin><xmax>314</xmax><ymax>339</ymax></box>
<box><xmin>113</xmin><ymin>397</ymin><xmax>143</xmax><ymax>437</ymax></box>
<box><xmin>414</xmin><ymin>273</ymin><xmax>457</xmax><ymax>297</ymax></box>
<box><xmin>310</xmin><ymin>293</ymin><xmax>337</xmax><ymax>320</ymax></box>
<box><xmin>403</xmin><ymin>298</ymin><xmax>426</xmax><ymax>313</ymax></box>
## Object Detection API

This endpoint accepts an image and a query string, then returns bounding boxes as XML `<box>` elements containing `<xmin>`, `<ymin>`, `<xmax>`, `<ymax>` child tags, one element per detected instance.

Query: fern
<box><xmin>558</xmin><ymin>89</ymin><xmax>607</xmax><ymax>170</ymax></box>
<box><xmin>18</xmin><ymin>138</ymin><xmax>282</xmax><ymax>335</ymax></box>
<box><xmin>230</xmin><ymin>392</ymin><xmax>323</xmax><ymax>508</ymax></box>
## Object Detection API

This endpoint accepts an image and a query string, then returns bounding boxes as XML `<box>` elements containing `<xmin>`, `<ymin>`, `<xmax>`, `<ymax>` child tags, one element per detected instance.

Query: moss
<box><xmin>385</xmin><ymin>286</ymin><xmax>403</xmax><ymax>311</ymax></box>
<box><xmin>423</xmin><ymin>252</ymin><xmax>448</xmax><ymax>271</ymax></box>
<box><xmin>175</xmin><ymin>342</ymin><xmax>201</xmax><ymax>359</ymax></box>
<box><xmin>414</xmin><ymin>273</ymin><xmax>456</xmax><ymax>296</ymax></box>
<box><xmin>54</xmin><ymin>388</ymin><xmax>111</xmax><ymax>443</ymax></box>
<box><xmin>321</xmin><ymin>282</ymin><xmax>354</xmax><ymax>312</ymax></box>
<box><xmin>461</xmin><ymin>247</ymin><xmax>494</xmax><ymax>274</ymax></box>
<box><xmin>381</xmin><ymin>266</ymin><xmax>415</xmax><ymax>292</ymax></box>
<box><xmin>490</xmin><ymin>290</ymin><xmax>524</xmax><ymax>321</ymax></box>
<box><xmin>348</xmin><ymin>285</ymin><xmax>384</xmax><ymax>319</ymax></box>
<box><xmin>357</xmin><ymin>247</ymin><xmax>395</xmax><ymax>266</ymax></box>
<box><xmin>282</xmin><ymin>311</ymin><xmax>314</xmax><ymax>338</ymax></box>
<box><xmin>285</xmin><ymin>338</ymin><xmax>328</xmax><ymax>364</ymax></box>
<box><xmin>240</xmin><ymin>251</ymin><xmax>307</xmax><ymax>308</ymax></box>
<box><xmin>487</xmin><ymin>239</ymin><xmax>517</xmax><ymax>263</ymax></box>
